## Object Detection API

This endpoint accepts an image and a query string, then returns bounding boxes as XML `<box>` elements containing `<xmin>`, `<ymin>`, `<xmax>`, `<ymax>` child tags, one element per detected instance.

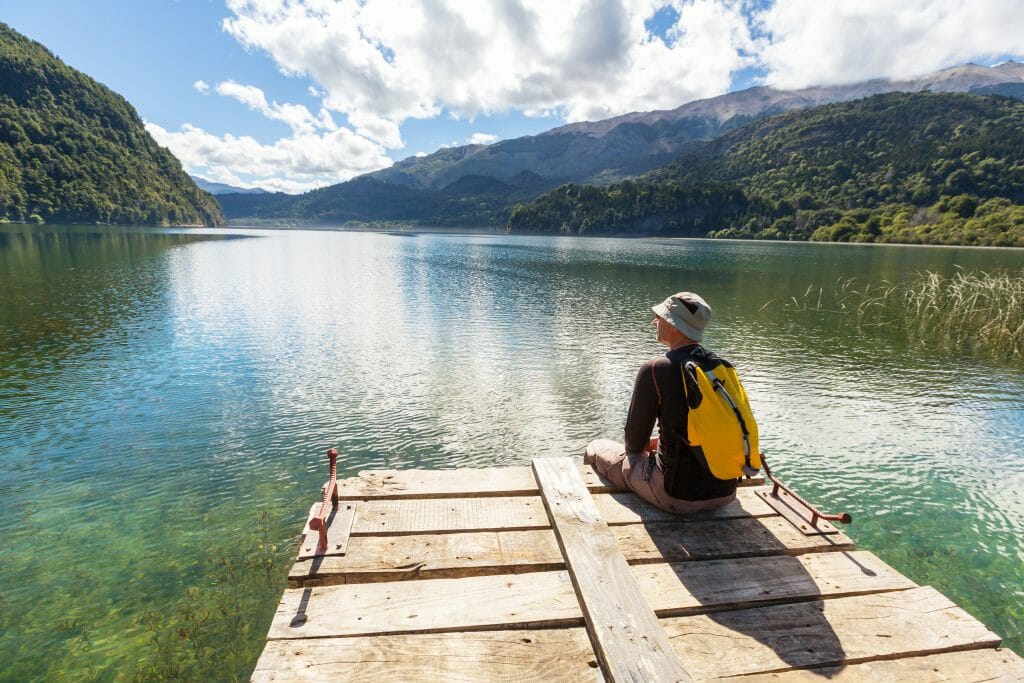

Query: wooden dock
<box><xmin>253</xmin><ymin>457</ymin><xmax>1024</xmax><ymax>681</ymax></box>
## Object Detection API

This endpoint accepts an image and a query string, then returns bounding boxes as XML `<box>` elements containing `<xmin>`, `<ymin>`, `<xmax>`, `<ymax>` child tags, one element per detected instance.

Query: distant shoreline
<box><xmin>217</xmin><ymin>222</ymin><xmax>1024</xmax><ymax>251</ymax></box>
<box><xmin>7</xmin><ymin>221</ymin><xmax>1023</xmax><ymax>251</ymax></box>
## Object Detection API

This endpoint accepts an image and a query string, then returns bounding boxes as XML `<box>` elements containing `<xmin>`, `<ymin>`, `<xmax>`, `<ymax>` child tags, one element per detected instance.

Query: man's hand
<box><xmin>647</xmin><ymin>436</ymin><xmax>659</xmax><ymax>452</ymax></box>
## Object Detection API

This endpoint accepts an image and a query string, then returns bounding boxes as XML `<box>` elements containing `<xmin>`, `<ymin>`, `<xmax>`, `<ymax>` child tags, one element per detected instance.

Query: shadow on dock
<box><xmin>640</xmin><ymin>497</ymin><xmax>849</xmax><ymax>678</ymax></box>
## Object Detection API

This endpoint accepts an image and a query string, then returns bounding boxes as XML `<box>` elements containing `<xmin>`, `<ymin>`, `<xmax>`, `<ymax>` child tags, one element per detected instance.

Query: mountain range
<box><xmin>508</xmin><ymin>91</ymin><xmax>1024</xmax><ymax>246</ymax></box>
<box><xmin>220</xmin><ymin>61</ymin><xmax>1024</xmax><ymax>228</ymax></box>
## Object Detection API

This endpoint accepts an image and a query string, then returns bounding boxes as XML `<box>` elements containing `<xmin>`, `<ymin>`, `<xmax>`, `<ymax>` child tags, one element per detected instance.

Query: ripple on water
<box><xmin>1</xmin><ymin>227</ymin><xmax>1022</xmax><ymax>678</ymax></box>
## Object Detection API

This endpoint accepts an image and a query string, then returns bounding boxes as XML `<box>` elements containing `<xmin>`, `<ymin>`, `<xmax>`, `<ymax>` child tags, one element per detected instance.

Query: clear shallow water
<box><xmin>1</xmin><ymin>225</ymin><xmax>1022</xmax><ymax>680</ymax></box>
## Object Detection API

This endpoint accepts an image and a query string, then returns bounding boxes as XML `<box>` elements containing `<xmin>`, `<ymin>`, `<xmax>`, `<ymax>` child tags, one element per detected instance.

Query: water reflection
<box><xmin>0</xmin><ymin>226</ymin><xmax>1021</xmax><ymax>678</ymax></box>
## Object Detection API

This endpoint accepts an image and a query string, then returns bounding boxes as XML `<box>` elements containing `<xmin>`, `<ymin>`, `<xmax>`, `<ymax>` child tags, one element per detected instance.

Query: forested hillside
<box><xmin>220</xmin><ymin>170</ymin><xmax>553</xmax><ymax>227</ymax></box>
<box><xmin>0</xmin><ymin>23</ymin><xmax>223</xmax><ymax>226</ymax></box>
<box><xmin>507</xmin><ymin>93</ymin><xmax>1024</xmax><ymax>246</ymax></box>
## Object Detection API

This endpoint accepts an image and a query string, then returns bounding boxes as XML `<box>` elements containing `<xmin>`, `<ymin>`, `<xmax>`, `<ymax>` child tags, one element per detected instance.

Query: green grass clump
<box><xmin>775</xmin><ymin>269</ymin><xmax>1024</xmax><ymax>361</ymax></box>
<box><xmin>881</xmin><ymin>270</ymin><xmax>1023</xmax><ymax>359</ymax></box>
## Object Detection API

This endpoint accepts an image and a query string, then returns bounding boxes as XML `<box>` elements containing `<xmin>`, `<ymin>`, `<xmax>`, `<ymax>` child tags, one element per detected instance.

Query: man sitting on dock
<box><xmin>585</xmin><ymin>292</ymin><xmax>739</xmax><ymax>514</ymax></box>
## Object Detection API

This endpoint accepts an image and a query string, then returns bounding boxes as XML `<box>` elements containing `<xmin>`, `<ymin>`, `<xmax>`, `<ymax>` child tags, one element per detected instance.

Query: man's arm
<box><xmin>624</xmin><ymin>360</ymin><xmax>658</xmax><ymax>453</ymax></box>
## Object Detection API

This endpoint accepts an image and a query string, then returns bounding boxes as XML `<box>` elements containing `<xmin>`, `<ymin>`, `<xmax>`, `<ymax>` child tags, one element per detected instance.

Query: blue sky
<box><xmin>4</xmin><ymin>1</ymin><xmax>1023</xmax><ymax>193</ymax></box>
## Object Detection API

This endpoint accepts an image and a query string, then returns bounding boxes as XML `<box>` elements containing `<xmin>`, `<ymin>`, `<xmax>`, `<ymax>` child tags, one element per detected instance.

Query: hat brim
<box><xmin>652</xmin><ymin>303</ymin><xmax>705</xmax><ymax>341</ymax></box>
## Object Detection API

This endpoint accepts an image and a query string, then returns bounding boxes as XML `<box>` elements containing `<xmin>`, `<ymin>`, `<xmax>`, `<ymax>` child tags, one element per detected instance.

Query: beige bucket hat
<box><xmin>651</xmin><ymin>292</ymin><xmax>712</xmax><ymax>341</ymax></box>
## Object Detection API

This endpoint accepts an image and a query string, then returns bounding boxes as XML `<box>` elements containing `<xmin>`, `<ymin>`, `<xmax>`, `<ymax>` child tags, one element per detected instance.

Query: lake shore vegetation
<box><xmin>772</xmin><ymin>269</ymin><xmax>1024</xmax><ymax>362</ymax></box>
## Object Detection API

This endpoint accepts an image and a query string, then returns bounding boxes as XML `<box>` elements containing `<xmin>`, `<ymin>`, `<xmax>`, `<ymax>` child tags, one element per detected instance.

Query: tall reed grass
<box><xmin>774</xmin><ymin>269</ymin><xmax>1024</xmax><ymax>361</ymax></box>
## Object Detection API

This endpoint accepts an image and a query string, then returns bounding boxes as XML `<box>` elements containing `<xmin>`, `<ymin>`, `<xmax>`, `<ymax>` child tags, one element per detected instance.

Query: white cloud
<box><xmin>146</xmin><ymin>121</ymin><xmax>393</xmax><ymax>193</ymax></box>
<box><xmin>221</xmin><ymin>0</ymin><xmax>755</xmax><ymax>130</ymax></box>
<box><xmin>346</xmin><ymin>110</ymin><xmax>404</xmax><ymax>148</ymax></box>
<box><xmin>163</xmin><ymin>78</ymin><xmax>399</xmax><ymax>190</ymax></box>
<box><xmin>317</xmin><ymin>107</ymin><xmax>338</xmax><ymax>131</ymax></box>
<box><xmin>173</xmin><ymin>0</ymin><xmax>1024</xmax><ymax>190</ymax></box>
<box><xmin>468</xmin><ymin>133</ymin><xmax>498</xmax><ymax>145</ymax></box>
<box><xmin>216</xmin><ymin>80</ymin><xmax>268</xmax><ymax>110</ymax></box>
<box><xmin>215</xmin><ymin>80</ymin><xmax>323</xmax><ymax>135</ymax></box>
<box><xmin>195</xmin><ymin>165</ymin><xmax>248</xmax><ymax>188</ymax></box>
<box><xmin>754</xmin><ymin>0</ymin><xmax>1024</xmax><ymax>89</ymax></box>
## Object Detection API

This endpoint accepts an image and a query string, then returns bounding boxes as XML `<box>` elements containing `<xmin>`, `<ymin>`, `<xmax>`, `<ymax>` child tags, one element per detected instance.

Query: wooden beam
<box><xmin>723</xmin><ymin>647</ymin><xmax>1024</xmax><ymax>682</ymax></box>
<box><xmin>533</xmin><ymin>456</ymin><xmax>691</xmax><ymax>683</ymax></box>
<box><xmin>293</xmin><ymin>543</ymin><xmax>912</xmax><ymax>617</ymax></box>
<box><xmin>635</xmin><ymin>550</ymin><xmax>917</xmax><ymax>616</ymax></box>
<box><xmin>343</xmin><ymin>488</ymin><xmax>772</xmax><ymax>536</ymax></box>
<box><xmin>278</xmin><ymin>552</ymin><xmax>913</xmax><ymax>638</ymax></box>
<box><xmin>614</xmin><ymin>515</ymin><xmax>854</xmax><ymax>563</ymax></box>
<box><xmin>596</xmin><ymin>489</ymin><xmax>775</xmax><ymax>524</ymax></box>
<box><xmin>267</xmin><ymin>570</ymin><xmax>582</xmax><ymax>640</ymax></box>
<box><xmin>288</xmin><ymin>529</ymin><xmax>564</xmax><ymax>586</ymax></box>
<box><xmin>253</xmin><ymin>628</ymin><xmax>601</xmax><ymax>682</ymax></box>
<box><xmin>350</xmin><ymin>495</ymin><xmax>550</xmax><ymax>535</ymax></box>
<box><xmin>661</xmin><ymin>586</ymin><xmax>1002</xmax><ymax>678</ymax></box>
<box><xmin>289</xmin><ymin>515</ymin><xmax>857</xmax><ymax>587</ymax></box>
<box><xmin>339</xmin><ymin>465</ymin><xmax>763</xmax><ymax>500</ymax></box>
<box><xmin>340</xmin><ymin>467</ymin><xmax>546</xmax><ymax>499</ymax></box>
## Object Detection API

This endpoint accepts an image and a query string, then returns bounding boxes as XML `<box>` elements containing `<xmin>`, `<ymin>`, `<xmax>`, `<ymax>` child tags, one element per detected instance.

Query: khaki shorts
<box><xmin>584</xmin><ymin>438</ymin><xmax>735</xmax><ymax>515</ymax></box>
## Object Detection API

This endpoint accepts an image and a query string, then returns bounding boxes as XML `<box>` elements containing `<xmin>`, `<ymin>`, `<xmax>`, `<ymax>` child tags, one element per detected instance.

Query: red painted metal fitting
<box><xmin>308</xmin><ymin>448</ymin><xmax>340</xmax><ymax>553</ymax></box>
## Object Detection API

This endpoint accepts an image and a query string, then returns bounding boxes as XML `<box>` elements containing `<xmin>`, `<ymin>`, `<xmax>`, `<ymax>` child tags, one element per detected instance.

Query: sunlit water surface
<box><xmin>1</xmin><ymin>225</ymin><xmax>1022</xmax><ymax>679</ymax></box>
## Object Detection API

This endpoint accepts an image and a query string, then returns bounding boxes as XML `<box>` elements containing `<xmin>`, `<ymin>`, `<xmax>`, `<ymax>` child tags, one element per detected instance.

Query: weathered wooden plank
<box><xmin>289</xmin><ymin>514</ymin><xmax>856</xmax><ymax>586</ymax></box>
<box><xmin>345</xmin><ymin>488</ymin><xmax>772</xmax><ymax>536</ymax></box>
<box><xmin>351</xmin><ymin>496</ymin><xmax>550</xmax><ymax>535</ymax></box>
<box><xmin>725</xmin><ymin>647</ymin><xmax>1024</xmax><ymax>682</ymax></box>
<box><xmin>634</xmin><ymin>550</ymin><xmax>917</xmax><ymax>616</ymax></box>
<box><xmin>340</xmin><ymin>467</ymin><xmax>544</xmax><ymax>499</ymax></box>
<box><xmin>615</xmin><ymin>515</ymin><xmax>854</xmax><ymax>563</ymax></box>
<box><xmin>288</xmin><ymin>529</ymin><xmax>564</xmax><ymax>586</ymax></box>
<box><xmin>289</xmin><ymin>548</ymin><xmax>911</xmax><ymax>627</ymax></box>
<box><xmin>267</xmin><ymin>570</ymin><xmax>582</xmax><ymax>640</ymax></box>
<box><xmin>597</xmin><ymin>488</ymin><xmax>774</xmax><ymax>524</ymax></box>
<box><xmin>252</xmin><ymin>628</ymin><xmax>602</xmax><ymax>682</ymax></box>
<box><xmin>661</xmin><ymin>586</ymin><xmax>1002</xmax><ymax>678</ymax></box>
<box><xmin>533</xmin><ymin>457</ymin><xmax>691</xmax><ymax>683</ymax></box>
<box><xmin>340</xmin><ymin>465</ymin><xmax>763</xmax><ymax>499</ymax></box>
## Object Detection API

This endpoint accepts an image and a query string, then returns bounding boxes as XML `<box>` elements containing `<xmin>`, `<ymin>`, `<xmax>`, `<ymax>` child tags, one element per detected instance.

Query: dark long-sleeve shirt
<box><xmin>624</xmin><ymin>344</ymin><xmax>738</xmax><ymax>501</ymax></box>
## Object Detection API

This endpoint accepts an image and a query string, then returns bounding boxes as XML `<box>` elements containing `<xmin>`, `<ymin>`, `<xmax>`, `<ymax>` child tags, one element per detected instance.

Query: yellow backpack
<box><xmin>681</xmin><ymin>358</ymin><xmax>761</xmax><ymax>480</ymax></box>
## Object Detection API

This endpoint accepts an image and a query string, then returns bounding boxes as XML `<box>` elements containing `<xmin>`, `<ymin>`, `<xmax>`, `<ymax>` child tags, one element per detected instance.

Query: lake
<box><xmin>1</xmin><ymin>224</ymin><xmax>1022</xmax><ymax>680</ymax></box>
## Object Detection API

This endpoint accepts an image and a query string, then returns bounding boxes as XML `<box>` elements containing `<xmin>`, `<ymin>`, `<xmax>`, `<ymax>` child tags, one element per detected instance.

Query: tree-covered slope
<box><xmin>507</xmin><ymin>92</ymin><xmax>1024</xmax><ymax>246</ymax></box>
<box><xmin>0</xmin><ymin>23</ymin><xmax>223</xmax><ymax>226</ymax></box>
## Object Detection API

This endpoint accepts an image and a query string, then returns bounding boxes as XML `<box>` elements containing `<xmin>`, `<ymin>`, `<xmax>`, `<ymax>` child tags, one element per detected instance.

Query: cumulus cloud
<box><xmin>754</xmin><ymin>0</ymin><xmax>1024</xmax><ymax>89</ymax></box>
<box><xmin>160</xmin><ymin>78</ymin><xmax>398</xmax><ymax>191</ymax></box>
<box><xmin>215</xmin><ymin>80</ymin><xmax>324</xmax><ymax>135</ymax></box>
<box><xmin>221</xmin><ymin>0</ymin><xmax>755</xmax><ymax>132</ymax></box>
<box><xmin>468</xmin><ymin>133</ymin><xmax>498</xmax><ymax>145</ymax></box>
<box><xmin>146</xmin><ymin>121</ymin><xmax>393</xmax><ymax>193</ymax></box>
<box><xmin>169</xmin><ymin>1</ymin><xmax>1024</xmax><ymax>191</ymax></box>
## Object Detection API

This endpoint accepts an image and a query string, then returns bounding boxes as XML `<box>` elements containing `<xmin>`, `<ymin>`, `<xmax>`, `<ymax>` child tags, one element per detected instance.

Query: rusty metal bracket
<box><xmin>758</xmin><ymin>454</ymin><xmax>852</xmax><ymax>536</ymax></box>
<box><xmin>297</xmin><ymin>448</ymin><xmax>357</xmax><ymax>559</ymax></box>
